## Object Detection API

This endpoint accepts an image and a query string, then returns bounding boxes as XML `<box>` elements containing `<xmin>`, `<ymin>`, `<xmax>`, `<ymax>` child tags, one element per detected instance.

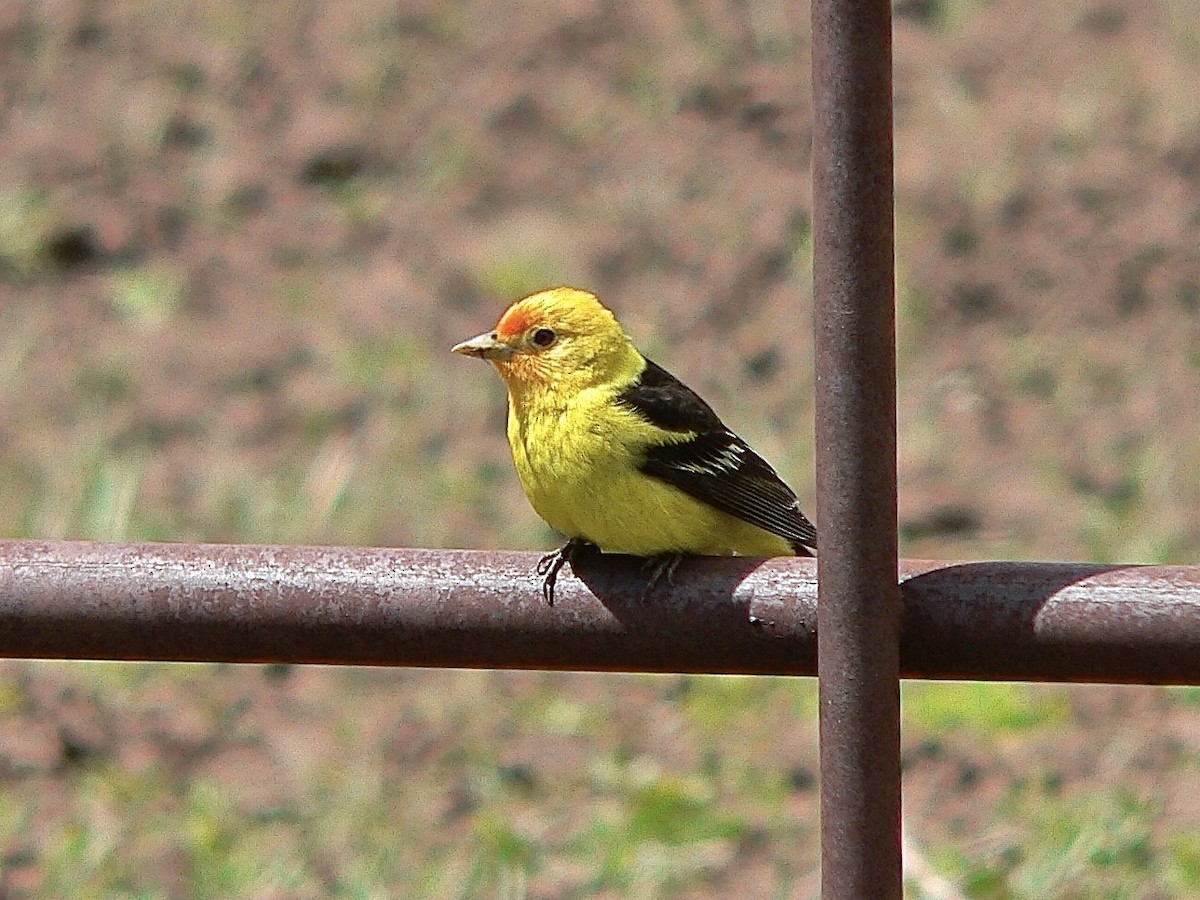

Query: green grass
<box><xmin>107</xmin><ymin>267</ymin><xmax>187</xmax><ymax>330</ymax></box>
<box><xmin>477</xmin><ymin>255</ymin><xmax>570</xmax><ymax>302</ymax></box>
<box><xmin>1</xmin><ymin>660</ymin><xmax>1194</xmax><ymax>897</ymax></box>
<box><xmin>903</xmin><ymin>683</ymin><xmax>1073</xmax><ymax>736</ymax></box>
<box><xmin>929</xmin><ymin>786</ymin><xmax>1200</xmax><ymax>900</ymax></box>
<box><xmin>0</xmin><ymin>188</ymin><xmax>54</xmax><ymax>278</ymax></box>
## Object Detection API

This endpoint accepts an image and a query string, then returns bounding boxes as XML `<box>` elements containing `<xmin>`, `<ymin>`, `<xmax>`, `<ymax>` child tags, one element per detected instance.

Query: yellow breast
<box><xmin>505</xmin><ymin>384</ymin><xmax>792</xmax><ymax>557</ymax></box>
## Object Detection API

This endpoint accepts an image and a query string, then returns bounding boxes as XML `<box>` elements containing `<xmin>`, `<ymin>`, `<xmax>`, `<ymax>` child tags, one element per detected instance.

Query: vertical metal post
<box><xmin>811</xmin><ymin>0</ymin><xmax>901</xmax><ymax>896</ymax></box>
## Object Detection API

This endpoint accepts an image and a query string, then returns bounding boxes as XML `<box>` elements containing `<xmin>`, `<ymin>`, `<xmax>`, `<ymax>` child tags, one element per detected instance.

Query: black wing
<box><xmin>616</xmin><ymin>359</ymin><xmax>818</xmax><ymax>555</ymax></box>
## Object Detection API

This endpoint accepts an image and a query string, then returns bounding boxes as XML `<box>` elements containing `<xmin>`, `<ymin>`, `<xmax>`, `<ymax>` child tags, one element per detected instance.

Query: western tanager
<box><xmin>452</xmin><ymin>286</ymin><xmax>817</xmax><ymax>602</ymax></box>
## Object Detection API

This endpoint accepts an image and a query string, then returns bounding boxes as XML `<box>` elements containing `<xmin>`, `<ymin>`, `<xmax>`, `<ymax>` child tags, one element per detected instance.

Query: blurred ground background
<box><xmin>1</xmin><ymin>0</ymin><xmax>1199</xmax><ymax>896</ymax></box>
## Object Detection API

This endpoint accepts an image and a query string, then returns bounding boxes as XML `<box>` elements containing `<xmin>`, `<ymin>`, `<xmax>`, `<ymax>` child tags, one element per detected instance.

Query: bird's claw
<box><xmin>536</xmin><ymin>548</ymin><xmax>569</xmax><ymax>605</ymax></box>
<box><xmin>640</xmin><ymin>552</ymin><xmax>685</xmax><ymax>600</ymax></box>
<box><xmin>536</xmin><ymin>539</ymin><xmax>594</xmax><ymax>605</ymax></box>
<box><xmin>538</xmin><ymin>544</ymin><xmax>685</xmax><ymax>603</ymax></box>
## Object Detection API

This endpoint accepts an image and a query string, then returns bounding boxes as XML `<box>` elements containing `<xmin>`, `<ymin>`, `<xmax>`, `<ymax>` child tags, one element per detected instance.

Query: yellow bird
<box><xmin>452</xmin><ymin>287</ymin><xmax>816</xmax><ymax>602</ymax></box>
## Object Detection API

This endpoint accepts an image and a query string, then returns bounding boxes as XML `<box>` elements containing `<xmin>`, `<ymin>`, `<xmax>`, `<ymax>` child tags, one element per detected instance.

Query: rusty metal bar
<box><xmin>2</xmin><ymin>542</ymin><xmax>1200</xmax><ymax>682</ymax></box>
<box><xmin>811</xmin><ymin>0</ymin><xmax>900</xmax><ymax>893</ymax></box>
<box><xmin>0</xmin><ymin>541</ymin><xmax>814</xmax><ymax>672</ymax></box>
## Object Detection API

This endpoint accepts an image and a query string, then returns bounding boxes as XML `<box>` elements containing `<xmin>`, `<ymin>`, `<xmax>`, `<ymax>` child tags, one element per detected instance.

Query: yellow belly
<box><xmin>506</xmin><ymin>391</ymin><xmax>794</xmax><ymax>557</ymax></box>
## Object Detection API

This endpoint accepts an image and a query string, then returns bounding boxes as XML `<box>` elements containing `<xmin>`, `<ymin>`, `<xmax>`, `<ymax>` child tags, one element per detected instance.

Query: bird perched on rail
<box><xmin>452</xmin><ymin>287</ymin><xmax>817</xmax><ymax>602</ymax></box>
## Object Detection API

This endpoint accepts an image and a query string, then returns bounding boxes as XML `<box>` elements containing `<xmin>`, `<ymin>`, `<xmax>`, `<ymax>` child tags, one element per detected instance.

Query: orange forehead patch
<box><xmin>495</xmin><ymin>303</ymin><xmax>538</xmax><ymax>339</ymax></box>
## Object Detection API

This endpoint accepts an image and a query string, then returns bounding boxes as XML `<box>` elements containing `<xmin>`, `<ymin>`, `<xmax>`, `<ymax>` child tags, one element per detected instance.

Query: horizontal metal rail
<box><xmin>1</xmin><ymin>540</ymin><xmax>1198</xmax><ymax>682</ymax></box>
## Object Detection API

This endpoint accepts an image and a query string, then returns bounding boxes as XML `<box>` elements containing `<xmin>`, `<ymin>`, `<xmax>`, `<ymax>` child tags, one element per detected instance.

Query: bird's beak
<box><xmin>451</xmin><ymin>331</ymin><xmax>514</xmax><ymax>361</ymax></box>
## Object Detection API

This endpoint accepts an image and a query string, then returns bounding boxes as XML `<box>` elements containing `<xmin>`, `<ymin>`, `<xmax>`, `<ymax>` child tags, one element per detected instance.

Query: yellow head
<box><xmin>452</xmin><ymin>287</ymin><xmax>641</xmax><ymax>394</ymax></box>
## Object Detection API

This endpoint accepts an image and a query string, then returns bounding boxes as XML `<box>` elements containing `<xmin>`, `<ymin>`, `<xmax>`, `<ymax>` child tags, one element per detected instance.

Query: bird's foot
<box><xmin>536</xmin><ymin>538</ymin><xmax>595</xmax><ymax>605</ymax></box>
<box><xmin>639</xmin><ymin>552</ymin><xmax>686</xmax><ymax>600</ymax></box>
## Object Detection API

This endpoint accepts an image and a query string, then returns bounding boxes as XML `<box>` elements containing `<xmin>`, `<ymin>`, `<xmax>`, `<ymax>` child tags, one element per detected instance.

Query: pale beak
<box><xmin>451</xmin><ymin>331</ymin><xmax>514</xmax><ymax>361</ymax></box>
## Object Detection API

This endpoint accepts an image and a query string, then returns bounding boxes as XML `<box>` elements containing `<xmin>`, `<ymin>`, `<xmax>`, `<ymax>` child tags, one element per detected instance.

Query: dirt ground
<box><xmin>1</xmin><ymin>0</ymin><xmax>1199</xmax><ymax>896</ymax></box>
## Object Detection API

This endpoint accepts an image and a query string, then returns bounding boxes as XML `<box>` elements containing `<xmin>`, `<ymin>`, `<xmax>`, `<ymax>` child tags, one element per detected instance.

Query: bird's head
<box><xmin>452</xmin><ymin>287</ymin><xmax>641</xmax><ymax>392</ymax></box>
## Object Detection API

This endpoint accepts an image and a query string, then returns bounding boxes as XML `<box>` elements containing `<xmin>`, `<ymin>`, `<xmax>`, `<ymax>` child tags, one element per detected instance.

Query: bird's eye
<box><xmin>530</xmin><ymin>327</ymin><xmax>557</xmax><ymax>348</ymax></box>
